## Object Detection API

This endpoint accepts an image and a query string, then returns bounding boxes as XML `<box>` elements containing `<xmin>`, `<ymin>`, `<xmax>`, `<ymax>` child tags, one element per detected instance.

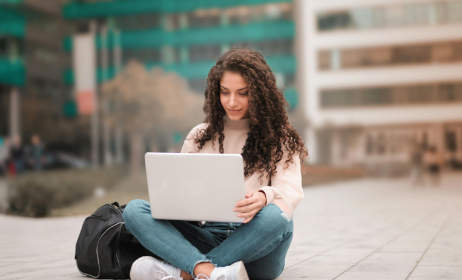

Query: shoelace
<box><xmin>195</xmin><ymin>274</ymin><xmax>211</xmax><ymax>280</ymax></box>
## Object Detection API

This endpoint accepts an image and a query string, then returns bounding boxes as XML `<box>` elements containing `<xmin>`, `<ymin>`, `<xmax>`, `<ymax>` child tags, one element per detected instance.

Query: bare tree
<box><xmin>101</xmin><ymin>60</ymin><xmax>204</xmax><ymax>176</ymax></box>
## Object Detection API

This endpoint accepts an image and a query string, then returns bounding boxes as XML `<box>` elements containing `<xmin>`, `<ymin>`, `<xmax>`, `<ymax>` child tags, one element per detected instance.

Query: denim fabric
<box><xmin>123</xmin><ymin>199</ymin><xmax>293</xmax><ymax>280</ymax></box>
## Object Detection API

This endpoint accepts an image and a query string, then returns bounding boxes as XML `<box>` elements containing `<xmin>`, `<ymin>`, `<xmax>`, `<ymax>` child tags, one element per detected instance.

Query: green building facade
<box><xmin>0</xmin><ymin>0</ymin><xmax>298</xmax><ymax>155</ymax></box>
<box><xmin>62</xmin><ymin>0</ymin><xmax>298</xmax><ymax>108</ymax></box>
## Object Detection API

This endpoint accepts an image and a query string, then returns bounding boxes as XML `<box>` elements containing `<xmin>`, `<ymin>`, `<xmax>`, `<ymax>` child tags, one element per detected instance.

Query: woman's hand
<box><xmin>234</xmin><ymin>190</ymin><xmax>267</xmax><ymax>223</ymax></box>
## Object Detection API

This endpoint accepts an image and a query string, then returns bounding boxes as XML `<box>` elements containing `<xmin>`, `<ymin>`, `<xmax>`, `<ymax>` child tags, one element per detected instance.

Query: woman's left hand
<box><xmin>234</xmin><ymin>190</ymin><xmax>267</xmax><ymax>223</ymax></box>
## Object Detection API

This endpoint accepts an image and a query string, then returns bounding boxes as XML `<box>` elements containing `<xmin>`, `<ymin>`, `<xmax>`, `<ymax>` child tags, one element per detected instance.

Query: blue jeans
<box><xmin>123</xmin><ymin>199</ymin><xmax>294</xmax><ymax>280</ymax></box>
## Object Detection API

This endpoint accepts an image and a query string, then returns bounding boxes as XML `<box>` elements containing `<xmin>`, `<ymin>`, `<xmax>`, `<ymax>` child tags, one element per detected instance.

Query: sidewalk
<box><xmin>1</xmin><ymin>174</ymin><xmax>461</xmax><ymax>279</ymax></box>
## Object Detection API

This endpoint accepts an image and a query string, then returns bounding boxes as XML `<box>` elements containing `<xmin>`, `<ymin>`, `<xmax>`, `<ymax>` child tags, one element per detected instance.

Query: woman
<box><xmin>123</xmin><ymin>47</ymin><xmax>308</xmax><ymax>280</ymax></box>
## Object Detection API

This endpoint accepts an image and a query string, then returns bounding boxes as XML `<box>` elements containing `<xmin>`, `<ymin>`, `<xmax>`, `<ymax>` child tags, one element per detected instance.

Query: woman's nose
<box><xmin>230</xmin><ymin>94</ymin><xmax>238</xmax><ymax>106</ymax></box>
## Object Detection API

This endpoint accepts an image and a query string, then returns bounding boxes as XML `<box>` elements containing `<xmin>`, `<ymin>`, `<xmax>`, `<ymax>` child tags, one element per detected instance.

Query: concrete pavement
<box><xmin>1</xmin><ymin>174</ymin><xmax>461</xmax><ymax>279</ymax></box>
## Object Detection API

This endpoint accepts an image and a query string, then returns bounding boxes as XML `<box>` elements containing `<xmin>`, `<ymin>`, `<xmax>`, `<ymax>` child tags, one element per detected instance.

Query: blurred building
<box><xmin>0</xmin><ymin>0</ymin><xmax>74</xmax><ymax>141</ymax></box>
<box><xmin>62</xmin><ymin>0</ymin><xmax>299</xmax><ymax>109</ymax></box>
<box><xmin>301</xmin><ymin>0</ymin><xmax>462</xmax><ymax>171</ymax></box>
<box><xmin>1</xmin><ymin>0</ymin><xmax>300</xmax><ymax>161</ymax></box>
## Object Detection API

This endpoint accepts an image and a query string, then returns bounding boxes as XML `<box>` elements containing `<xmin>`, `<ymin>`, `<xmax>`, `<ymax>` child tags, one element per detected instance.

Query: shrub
<box><xmin>7</xmin><ymin>166</ymin><xmax>127</xmax><ymax>217</ymax></box>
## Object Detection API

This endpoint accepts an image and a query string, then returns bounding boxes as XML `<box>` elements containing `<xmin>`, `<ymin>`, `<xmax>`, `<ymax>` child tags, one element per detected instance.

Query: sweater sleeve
<box><xmin>258</xmin><ymin>148</ymin><xmax>304</xmax><ymax>215</ymax></box>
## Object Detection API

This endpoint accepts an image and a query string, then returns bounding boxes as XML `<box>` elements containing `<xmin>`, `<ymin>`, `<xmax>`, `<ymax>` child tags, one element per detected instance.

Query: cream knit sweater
<box><xmin>180</xmin><ymin>114</ymin><xmax>304</xmax><ymax>216</ymax></box>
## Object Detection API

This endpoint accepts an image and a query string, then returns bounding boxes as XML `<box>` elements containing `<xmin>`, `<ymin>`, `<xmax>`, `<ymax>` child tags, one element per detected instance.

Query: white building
<box><xmin>299</xmin><ymin>0</ymin><xmax>462</xmax><ymax>170</ymax></box>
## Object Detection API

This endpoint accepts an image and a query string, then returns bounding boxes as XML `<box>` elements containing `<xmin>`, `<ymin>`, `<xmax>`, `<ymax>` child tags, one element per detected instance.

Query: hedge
<box><xmin>7</xmin><ymin>166</ymin><xmax>127</xmax><ymax>217</ymax></box>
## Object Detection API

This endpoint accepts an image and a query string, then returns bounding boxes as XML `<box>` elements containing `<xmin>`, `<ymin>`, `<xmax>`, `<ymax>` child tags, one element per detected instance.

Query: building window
<box><xmin>376</xmin><ymin>133</ymin><xmax>386</xmax><ymax>154</ymax></box>
<box><xmin>189</xmin><ymin>45</ymin><xmax>221</xmax><ymax>62</ymax></box>
<box><xmin>114</xmin><ymin>14</ymin><xmax>160</xmax><ymax>31</ymax></box>
<box><xmin>0</xmin><ymin>38</ymin><xmax>7</xmax><ymax>57</ymax></box>
<box><xmin>366</xmin><ymin>134</ymin><xmax>374</xmax><ymax>155</ymax></box>
<box><xmin>259</xmin><ymin>38</ymin><xmax>293</xmax><ymax>56</ymax></box>
<box><xmin>445</xmin><ymin>131</ymin><xmax>457</xmax><ymax>152</ymax></box>
<box><xmin>228</xmin><ymin>3</ymin><xmax>293</xmax><ymax>25</ymax></box>
<box><xmin>317</xmin><ymin>0</ymin><xmax>462</xmax><ymax>32</ymax></box>
<box><xmin>188</xmin><ymin>9</ymin><xmax>221</xmax><ymax>28</ymax></box>
<box><xmin>321</xmin><ymin>82</ymin><xmax>462</xmax><ymax>108</ymax></box>
<box><xmin>123</xmin><ymin>49</ymin><xmax>161</xmax><ymax>64</ymax></box>
<box><xmin>319</xmin><ymin>40</ymin><xmax>462</xmax><ymax>70</ymax></box>
<box><xmin>29</xmin><ymin>45</ymin><xmax>59</xmax><ymax>66</ymax></box>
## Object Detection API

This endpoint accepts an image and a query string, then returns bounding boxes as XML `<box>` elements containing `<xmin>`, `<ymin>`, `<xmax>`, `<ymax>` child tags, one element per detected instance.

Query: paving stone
<box><xmin>334</xmin><ymin>252</ymin><xmax>422</xmax><ymax>280</ymax></box>
<box><xmin>1</xmin><ymin>174</ymin><xmax>462</xmax><ymax>280</ymax></box>
<box><xmin>407</xmin><ymin>266</ymin><xmax>462</xmax><ymax>279</ymax></box>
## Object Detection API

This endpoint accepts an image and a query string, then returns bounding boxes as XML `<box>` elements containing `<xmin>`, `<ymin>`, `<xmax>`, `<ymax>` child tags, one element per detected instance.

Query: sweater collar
<box><xmin>224</xmin><ymin>114</ymin><xmax>250</xmax><ymax>130</ymax></box>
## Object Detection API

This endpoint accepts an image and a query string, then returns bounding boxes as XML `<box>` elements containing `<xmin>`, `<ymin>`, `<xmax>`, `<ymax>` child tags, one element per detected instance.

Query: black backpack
<box><xmin>75</xmin><ymin>202</ymin><xmax>157</xmax><ymax>279</ymax></box>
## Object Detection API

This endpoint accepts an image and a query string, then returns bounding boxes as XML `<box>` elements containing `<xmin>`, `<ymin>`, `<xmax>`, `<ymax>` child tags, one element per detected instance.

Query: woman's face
<box><xmin>220</xmin><ymin>71</ymin><xmax>250</xmax><ymax>120</ymax></box>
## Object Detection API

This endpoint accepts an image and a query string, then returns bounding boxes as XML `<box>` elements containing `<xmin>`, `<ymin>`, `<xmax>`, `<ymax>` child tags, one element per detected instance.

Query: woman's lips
<box><xmin>228</xmin><ymin>109</ymin><xmax>241</xmax><ymax>114</ymax></box>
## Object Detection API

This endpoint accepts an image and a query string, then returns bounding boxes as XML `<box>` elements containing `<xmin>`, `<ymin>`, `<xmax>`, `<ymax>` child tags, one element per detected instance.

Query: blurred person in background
<box><xmin>423</xmin><ymin>146</ymin><xmax>444</xmax><ymax>186</ymax></box>
<box><xmin>0</xmin><ymin>137</ymin><xmax>8</xmax><ymax>176</ymax></box>
<box><xmin>10</xmin><ymin>135</ymin><xmax>26</xmax><ymax>175</ymax></box>
<box><xmin>124</xmin><ymin>47</ymin><xmax>308</xmax><ymax>280</ymax></box>
<box><xmin>28</xmin><ymin>134</ymin><xmax>45</xmax><ymax>171</ymax></box>
<box><xmin>410</xmin><ymin>143</ymin><xmax>424</xmax><ymax>186</ymax></box>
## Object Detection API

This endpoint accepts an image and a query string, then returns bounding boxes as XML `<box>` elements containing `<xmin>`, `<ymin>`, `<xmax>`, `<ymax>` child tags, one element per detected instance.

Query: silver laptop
<box><xmin>144</xmin><ymin>152</ymin><xmax>246</xmax><ymax>223</ymax></box>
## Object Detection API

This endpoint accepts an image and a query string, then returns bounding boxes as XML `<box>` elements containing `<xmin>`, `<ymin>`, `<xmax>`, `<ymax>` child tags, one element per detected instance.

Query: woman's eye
<box><xmin>221</xmin><ymin>91</ymin><xmax>229</xmax><ymax>95</ymax></box>
<box><xmin>240</xmin><ymin>92</ymin><xmax>248</xmax><ymax>96</ymax></box>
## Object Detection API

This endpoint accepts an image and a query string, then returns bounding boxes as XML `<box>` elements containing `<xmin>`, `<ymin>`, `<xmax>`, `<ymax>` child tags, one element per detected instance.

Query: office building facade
<box><xmin>300</xmin><ymin>0</ymin><xmax>462</xmax><ymax>170</ymax></box>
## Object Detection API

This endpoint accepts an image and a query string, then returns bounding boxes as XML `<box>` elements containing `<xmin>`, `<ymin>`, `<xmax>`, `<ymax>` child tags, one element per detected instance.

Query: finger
<box><xmin>235</xmin><ymin>197</ymin><xmax>249</xmax><ymax>206</ymax></box>
<box><xmin>234</xmin><ymin>198</ymin><xmax>259</xmax><ymax>211</ymax></box>
<box><xmin>235</xmin><ymin>205</ymin><xmax>252</xmax><ymax>213</ymax></box>
<box><xmin>238</xmin><ymin>212</ymin><xmax>254</xmax><ymax>219</ymax></box>
<box><xmin>236</xmin><ymin>208</ymin><xmax>259</xmax><ymax>218</ymax></box>
<box><xmin>236</xmin><ymin>198</ymin><xmax>253</xmax><ymax>207</ymax></box>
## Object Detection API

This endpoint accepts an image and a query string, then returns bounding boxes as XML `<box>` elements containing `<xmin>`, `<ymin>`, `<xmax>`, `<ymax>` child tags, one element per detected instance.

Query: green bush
<box><xmin>7</xmin><ymin>166</ymin><xmax>127</xmax><ymax>217</ymax></box>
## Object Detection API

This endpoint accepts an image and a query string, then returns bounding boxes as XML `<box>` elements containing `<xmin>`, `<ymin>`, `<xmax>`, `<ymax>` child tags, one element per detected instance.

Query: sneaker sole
<box><xmin>231</xmin><ymin>261</ymin><xmax>249</xmax><ymax>280</ymax></box>
<box><xmin>130</xmin><ymin>256</ymin><xmax>160</xmax><ymax>279</ymax></box>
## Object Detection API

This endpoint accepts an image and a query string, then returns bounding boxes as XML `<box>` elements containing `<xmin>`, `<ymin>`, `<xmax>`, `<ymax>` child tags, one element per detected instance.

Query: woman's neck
<box><xmin>223</xmin><ymin>114</ymin><xmax>249</xmax><ymax>130</ymax></box>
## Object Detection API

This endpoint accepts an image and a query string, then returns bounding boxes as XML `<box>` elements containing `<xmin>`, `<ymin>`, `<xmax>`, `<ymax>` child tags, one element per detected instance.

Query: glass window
<box><xmin>376</xmin><ymin>133</ymin><xmax>386</xmax><ymax>154</ymax></box>
<box><xmin>0</xmin><ymin>38</ymin><xmax>9</xmax><ymax>57</ymax></box>
<box><xmin>317</xmin><ymin>0</ymin><xmax>462</xmax><ymax>32</ymax></box>
<box><xmin>259</xmin><ymin>39</ymin><xmax>293</xmax><ymax>56</ymax></box>
<box><xmin>393</xmin><ymin>45</ymin><xmax>431</xmax><ymax>64</ymax></box>
<box><xmin>188</xmin><ymin>9</ymin><xmax>221</xmax><ymax>28</ymax></box>
<box><xmin>448</xmin><ymin>1</ymin><xmax>462</xmax><ymax>23</ymax></box>
<box><xmin>114</xmin><ymin>14</ymin><xmax>159</xmax><ymax>31</ymax></box>
<box><xmin>319</xmin><ymin>40</ymin><xmax>462</xmax><ymax>70</ymax></box>
<box><xmin>445</xmin><ymin>131</ymin><xmax>457</xmax><ymax>151</ymax></box>
<box><xmin>366</xmin><ymin>134</ymin><xmax>374</xmax><ymax>154</ymax></box>
<box><xmin>189</xmin><ymin>44</ymin><xmax>221</xmax><ymax>62</ymax></box>
<box><xmin>317</xmin><ymin>11</ymin><xmax>352</xmax><ymax>31</ymax></box>
<box><xmin>321</xmin><ymin>82</ymin><xmax>462</xmax><ymax>108</ymax></box>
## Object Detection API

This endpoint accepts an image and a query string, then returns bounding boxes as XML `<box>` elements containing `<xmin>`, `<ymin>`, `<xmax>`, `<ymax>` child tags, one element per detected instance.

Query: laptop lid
<box><xmin>145</xmin><ymin>152</ymin><xmax>246</xmax><ymax>223</ymax></box>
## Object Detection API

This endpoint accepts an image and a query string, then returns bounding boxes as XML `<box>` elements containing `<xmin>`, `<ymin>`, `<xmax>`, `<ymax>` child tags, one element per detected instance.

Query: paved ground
<box><xmin>1</xmin><ymin>174</ymin><xmax>461</xmax><ymax>279</ymax></box>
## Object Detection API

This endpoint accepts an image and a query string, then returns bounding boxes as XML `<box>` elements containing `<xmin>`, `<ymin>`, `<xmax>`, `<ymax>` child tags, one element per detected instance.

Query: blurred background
<box><xmin>0</xmin><ymin>0</ymin><xmax>461</xmax><ymax>217</ymax></box>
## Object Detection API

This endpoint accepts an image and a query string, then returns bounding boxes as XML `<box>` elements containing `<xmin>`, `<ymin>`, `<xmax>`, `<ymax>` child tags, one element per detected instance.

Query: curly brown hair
<box><xmin>189</xmin><ymin>47</ymin><xmax>308</xmax><ymax>182</ymax></box>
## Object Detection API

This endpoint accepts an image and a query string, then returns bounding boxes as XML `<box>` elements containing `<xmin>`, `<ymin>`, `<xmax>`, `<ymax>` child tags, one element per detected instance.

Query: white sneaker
<box><xmin>130</xmin><ymin>256</ymin><xmax>183</xmax><ymax>280</ymax></box>
<box><xmin>195</xmin><ymin>261</ymin><xmax>249</xmax><ymax>280</ymax></box>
